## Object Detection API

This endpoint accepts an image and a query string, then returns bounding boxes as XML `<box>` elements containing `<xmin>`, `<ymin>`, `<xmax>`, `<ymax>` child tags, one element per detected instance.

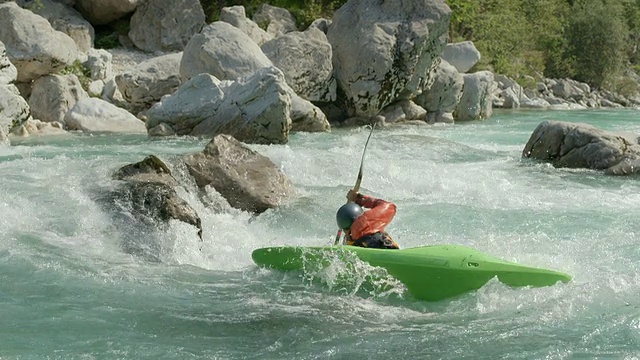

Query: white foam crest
<box><xmin>296</xmin><ymin>249</ymin><xmax>408</xmax><ymax>299</ymax></box>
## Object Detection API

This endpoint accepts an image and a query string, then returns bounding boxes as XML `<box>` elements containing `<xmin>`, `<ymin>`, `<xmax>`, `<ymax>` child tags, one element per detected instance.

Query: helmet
<box><xmin>336</xmin><ymin>203</ymin><xmax>364</xmax><ymax>230</ymax></box>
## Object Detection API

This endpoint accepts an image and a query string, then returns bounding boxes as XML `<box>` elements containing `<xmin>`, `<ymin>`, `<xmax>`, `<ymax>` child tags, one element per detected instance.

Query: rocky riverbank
<box><xmin>1</xmin><ymin>0</ymin><xmax>639</xmax><ymax>146</ymax></box>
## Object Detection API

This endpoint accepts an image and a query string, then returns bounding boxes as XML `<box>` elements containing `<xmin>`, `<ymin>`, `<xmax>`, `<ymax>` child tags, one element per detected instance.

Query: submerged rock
<box><xmin>108</xmin><ymin>134</ymin><xmax>293</xmax><ymax>247</ymax></box>
<box><xmin>182</xmin><ymin>134</ymin><xmax>292</xmax><ymax>213</ymax></box>
<box><xmin>112</xmin><ymin>155</ymin><xmax>203</xmax><ymax>240</ymax></box>
<box><xmin>523</xmin><ymin>120</ymin><xmax>640</xmax><ymax>175</ymax></box>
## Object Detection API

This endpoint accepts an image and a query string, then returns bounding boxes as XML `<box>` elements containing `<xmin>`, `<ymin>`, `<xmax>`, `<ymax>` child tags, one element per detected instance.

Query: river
<box><xmin>1</xmin><ymin>109</ymin><xmax>639</xmax><ymax>359</ymax></box>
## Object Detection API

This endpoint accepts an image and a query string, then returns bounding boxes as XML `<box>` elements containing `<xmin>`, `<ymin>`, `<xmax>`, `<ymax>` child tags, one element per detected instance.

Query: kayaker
<box><xmin>335</xmin><ymin>189</ymin><xmax>400</xmax><ymax>249</ymax></box>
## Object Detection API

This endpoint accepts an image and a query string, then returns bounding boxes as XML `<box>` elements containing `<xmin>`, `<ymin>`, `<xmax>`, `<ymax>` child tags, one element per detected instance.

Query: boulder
<box><xmin>219</xmin><ymin>5</ymin><xmax>272</xmax><ymax>46</ymax></box>
<box><xmin>29</xmin><ymin>74</ymin><xmax>89</xmax><ymax>124</ymax></box>
<box><xmin>290</xmin><ymin>94</ymin><xmax>330</xmax><ymax>132</ymax></box>
<box><xmin>64</xmin><ymin>98</ymin><xmax>146</xmax><ymax>133</ymax></box>
<box><xmin>425</xmin><ymin>112</ymin><xmax>454</xmax><ymax>124</ymax></box>
<box><xmin>0</xmin><ymin>41</ymin><xmax>18</xmax><ymax>84</ymax></box>
<box><xmin>327</xmin><ymin>0</ymin><xmax>451</xmax><ymax>117</ymax></box>
<box><xmin>9</xmin><ymin>118</ymin><xmax>66</xmax><ymax>137</ymax></box>
<box><xmin>0</xmin><ymin>2</ymin><xmax>78</xmax><ymax>82</ymax></box>
<box><xmin>87</xmin><ymin>80</ymin><xmax>105</xmax><ymax>97</ymax></box>
<box><xmin>145</xmin><ymin>73</ymin><xmax>225</xmax><ymax>136</ymax></box>
<box><xmin>261</xmin><ymin>27</ymin><xmax>336</xmax><ymax>102</ymax></box>
<box><xmin>252</xmin><ymin>4</ymin><xmax>297</xmax><ymax>38</ymax></box>
<box><xmin>190</xmin><ymin>67</ymin><xmax>291</xmax><ymax>143</ymax></box>
<box><xmin>115</xmin><ymin>52</ymin><xmax>182</xmax><ymax>114</ymax></box>
<box><xmin>500</xmin><ymin>87</ymin><xmax>522</xmax><ymax>109</ymax></box>
<box><xmin>182</xmin><ymin>134</ymin><xmax>292</xmax><ymax>213</ymax></box>
<box><xmin>147</xmin><ymin>67</ymin><xmax>293</xmax><ymax>144</ymax></box>
<box><xmin>0</xmin><ymin>127</ymin><xmax>8</xmax><ymax>145</ymax></box>
<box><xmin>26</xmin><ymin>0</ymin><xmax>94</xmax><ymax>52</ymax></box>
<box><xmin>112</xmin><ymin>155</ymin><xmax>202</xmax><ymax>240</ymax></box>
<box><xmin>441</xmin><ymin>41</ymin><xmax>481</xmax><ymax>73</ymax></box>
<box><xmin>379</xmin><ymin>100</ymin><xmax>427</xmax><ymax>123</ymax></box>
<box><xmin>0</xmin><ymin>84</ymin><xmax>31</xmax><ymax>133</ymax></box>
<box><xmin>454</xmin><ymin>71</ymin><xmax>494</xmax><ymax>121</ymax></box>
<box><xmin>521</xmin><ymin>97</ymin><xmax>551</xmax><ymax>109</ymax></box>
<box><xmin>83</xmin><ymin>49</ymin><xmax>112</xmax><ymax>81</ymax></box>
<box><xmin>101</xmin><ymin>78</ymin><xmax>128</xmax><ymax>108</ymax></box>
<box><xmin>414</xmin><ymin>59</ymin><xmax>463</xmax><ymax>115</ymax></box>
<box><xmin>180</xmin><ymin>21</ymin><xmax>272</xmax><ymax>82</ymax></box>
<box><xmin>309</xmin><ymin>18</ymin><xmax>331</xmax><ymax>34</ymax></box>
<box><xmin>522</xmin><ymin>120</ymin><xmax>640</xmax><ymax>175</ymax></box>
<box><xmin>492</xmin><ymin>74</ymin><xmax>524</xmax><ymax>109</ymax></box>
<box><xmin>128</xmin><ymin>0</ymin><xmax>205</xmax><ymax>53</ymax></box>
<box><xmin>74</xmin><ymin>0</ymin><xmax>140</xmax><ymax>25</ymax></box>
<box><xmin>551</xmin><ymin>79</ymin><xmax>590</xmax><ymax>101</ymax></box>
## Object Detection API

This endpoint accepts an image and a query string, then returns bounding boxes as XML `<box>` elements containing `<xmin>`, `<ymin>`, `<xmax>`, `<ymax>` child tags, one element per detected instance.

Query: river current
<box><xmin>1</xmin><ymin>109</ymin><xmax>639</xmax><ymax>359</ymax></box>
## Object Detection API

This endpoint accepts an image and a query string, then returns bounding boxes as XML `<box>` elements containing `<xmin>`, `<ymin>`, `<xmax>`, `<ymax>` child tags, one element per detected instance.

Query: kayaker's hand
<box><xmin>346</xmin><ymin>189</ymin><xmax>359</xmax><ymax>203</ymax></box>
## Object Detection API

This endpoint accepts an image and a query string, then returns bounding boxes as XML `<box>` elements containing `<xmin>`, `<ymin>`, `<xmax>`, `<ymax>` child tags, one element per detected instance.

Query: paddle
<box><xmin>334</xmin><ymin>123</ymin><xmax>376</xmax><ymax>245</ymax></box>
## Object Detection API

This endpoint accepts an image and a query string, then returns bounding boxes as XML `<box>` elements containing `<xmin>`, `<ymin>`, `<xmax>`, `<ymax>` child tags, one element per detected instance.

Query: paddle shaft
<box><xmin>334</xmin><ymin>124</ymin><xmax>375</xmax><ymax>245</ymax></box>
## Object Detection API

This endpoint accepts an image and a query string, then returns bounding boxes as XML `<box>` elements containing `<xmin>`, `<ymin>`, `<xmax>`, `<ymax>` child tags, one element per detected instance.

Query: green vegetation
<box><xmin>446</xmin><ymin>0</ymin><xmax>640</xmax><ymax>92</ymax></box>
<box><xmin>95</xmin><ymin>18</ymin><xmax>131</xmax><ymax>50</ymax></box>
<box><xmin>59</xmin><ymin>60</ymin><xmax>92</xmax><ymax>90</ymax></box>
<box><xmin>94</xmin><ymin>31</ymin><xmax>120</xmax><ymax>50</ymax></box>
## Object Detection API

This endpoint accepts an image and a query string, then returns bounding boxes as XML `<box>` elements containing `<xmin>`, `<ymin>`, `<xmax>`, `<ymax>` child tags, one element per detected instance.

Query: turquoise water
<box><xmin>1</xmin><ymin>109</ymin><xmax>640</xmax><ymax>359</ymax></box>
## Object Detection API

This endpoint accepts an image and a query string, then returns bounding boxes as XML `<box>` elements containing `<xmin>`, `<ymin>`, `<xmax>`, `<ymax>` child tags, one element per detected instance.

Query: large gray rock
<box><xmin>551</xmin><ymin>79</ymin><xmax>590</xmax><ymax>101</ymax></box>
<box><xmin>64</xmin><ymin>98</ymin><xmax>146</xmax><ymax>133</ymax></box>
<box><xmin>148</xmin><ymin>67</ymin><xmax>293</xmax><ymax>144</ymax></box>
<box><xmin>379</xmin><ymin>100</ymin><xmax>427</xmax><ymax>123</ymax></box>
<box><xmin>454</xmin><ymin>71</ymin><xmax>494</xmax><ymax>121</ymax></box>
<box><xmin>261</xmin><ymin>27</ymin><xmax>336</xmax><ymax>102</ymax></box>
<box><xmin>252</xmin><ymin>3</ymin><xmax>297</xmax><ymax>38</ymax></box>
<box><xmin>26</xmin><ymin>0</ymin><xmax>94</xmax><ymax>52</ymax></box>
<box><xmin>190</xmin><ymin>66</ymin><xmax>291</xmax><ymax>143</ymax></box>
<box><xmin>327</xmin><ymin>0</ymin><xmax>451</xmax><ymax>117</ymax></box>
<box><xmin>219</xmin><ymin>5</ymin><xmax>272</xmax><ymax>46</ymax></box>
<box><xmin>493</xmin><ymin>74</ymin><xmax>524</xmax><ymax>109</ymax></box>
<box><xmin>83</xmin><ymin>49</ymin><xmax>112</xmax><ymax>81</ymax></box>
<box><xmin>522</xmin><ymin>120</ymin><xmax>640</xmax><ymax>175</ymax></box>
<box><xmin>115</xmin><ymin>52</ymin><xmax>182</xmax><ymax>114</ymax></box>
<box><xmin>180</xmin><ymin>21</ymin><xmax>273</xmax><ymax>82</ymax></box>
<box><xmin>182</xmin><ymin>134</ymin><xmax>292</xmax><ymax>213</ymax></box>
<box><xmin>145</xmin><ymin>73</ymin><xmax>225</xmax><ymax>136</ymax></box>
<box><xmin>74</xmin><ymin>0</ymin><xmax>140</xmax><ymax>25</ymax></box>
<box><xmin>128</xmin><ymin>0</ymin><xmax>205</xmax><ymax>53</ymax></box>
<box><xmin>290</xmin><ymin>94</ymin><xmax>330</xmax><ymax>132</ymax></box>
<box><xmin>9</xmin><ymin>118</ymin><xmax>66</xmax><ymax>137</ymax></box>
<box><xmin>29</xmin><ymin>74</ymin><xmax>88</xmax><ymax>124</ymax></box>
<box><xmin>0</xmin><ymin>85</ymin><xmax>31</xmax><ymax>133</ymax></box>
<box><xmin>0</xmin><ymin>2</ymin><xmax>78</xmax><ymax>82</ymax></box>
<box><xmin>0</xmin><ymin>127</ymin><xmax>8</xmax><ymax>145</ymax></box>
<box><xmin>0</xmin><ymin>41</ymin><xmax>17</xmax><ymax>84</ymax></box>
<box><xmin>112</xmin><ymin>155</ymin><xmax>203</xmax><ymax>240</ymax></box>
<box><xmin>441</xmin><ymin>41</ymin><xmax>481</xmax><ymax>73</ymax></box>
<box><xmin>414</xmin><ymin>58</ymin><xmax>463</xmax><ymax>119</ymax></box>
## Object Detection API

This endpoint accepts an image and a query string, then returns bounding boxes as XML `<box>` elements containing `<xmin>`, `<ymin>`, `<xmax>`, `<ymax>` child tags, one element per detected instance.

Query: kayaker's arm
<box><xmin>347</xmin><ymin>189</ymin><xmax>395</xmax><ymax>211</ymax></box>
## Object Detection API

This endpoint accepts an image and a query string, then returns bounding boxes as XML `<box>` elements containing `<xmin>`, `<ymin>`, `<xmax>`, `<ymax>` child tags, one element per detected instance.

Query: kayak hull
<box><xmin>251</xmin><ymin>245</ymin><xmax>571</xmax><ymax>302</ymax></box>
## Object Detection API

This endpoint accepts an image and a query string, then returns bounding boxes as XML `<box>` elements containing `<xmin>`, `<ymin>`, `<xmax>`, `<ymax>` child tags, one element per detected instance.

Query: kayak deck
<box><xmin>251</xmin><ymin>245</ymin><xmax>571</xmax><ymax>302</ymax></box>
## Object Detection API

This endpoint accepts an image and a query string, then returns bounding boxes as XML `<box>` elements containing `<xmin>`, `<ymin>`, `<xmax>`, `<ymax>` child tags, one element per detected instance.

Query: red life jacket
<box><xmin>348</xmin><ymin>194</ymin><xmax>397</xmax><ymax>246</ymax></box>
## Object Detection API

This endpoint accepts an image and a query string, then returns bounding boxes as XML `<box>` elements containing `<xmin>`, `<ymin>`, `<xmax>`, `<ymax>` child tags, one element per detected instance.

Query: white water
<box><xmin>1</xmin><ymin>109</ymin><xmax>639</xmax><ymax>359</ymax></box>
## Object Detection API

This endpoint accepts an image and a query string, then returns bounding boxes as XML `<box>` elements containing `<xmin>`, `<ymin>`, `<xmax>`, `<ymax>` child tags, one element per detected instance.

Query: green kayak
<box><xmin>251</xmin><ymin>245</ymin><xmax>571</xmax><ymax>302</ymax></box>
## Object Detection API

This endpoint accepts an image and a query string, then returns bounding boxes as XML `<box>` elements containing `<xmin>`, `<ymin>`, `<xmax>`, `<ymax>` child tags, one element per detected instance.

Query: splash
<box><xmin>297</xmin><ymin>247</ymin><xmax>407</xmax><ymax>300</ymax></box>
